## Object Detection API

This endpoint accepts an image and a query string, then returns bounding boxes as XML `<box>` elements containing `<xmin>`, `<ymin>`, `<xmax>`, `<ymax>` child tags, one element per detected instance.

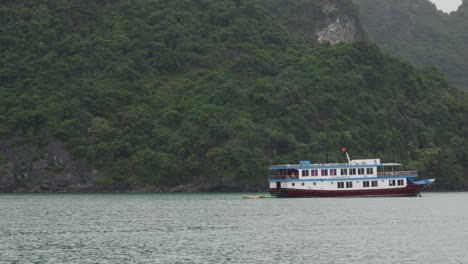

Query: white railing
<box><xmin>377</xmin><ymin>171</ymin><xmax>417</xmax><ymax>176</ymax></box>
<box><xmin>268</xmin><ymin>175</ymin><xmax>298</xmax><ymax>180</ymax></box>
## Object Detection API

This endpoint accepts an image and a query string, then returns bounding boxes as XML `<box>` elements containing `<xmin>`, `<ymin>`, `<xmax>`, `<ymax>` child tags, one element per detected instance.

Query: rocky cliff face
<box><xmin>315</xmin><ymin>15</ymin><xmax>361</xmax><ymax>44</ymax></box>
<box><xmin>0</xmin><ymin>141</ymin><xmax>267</xmax><ymax>192</ymax></box>
<box><xmin>0</xmin><ymin>141</ymin><xmax>96</xmax><ymax>192</ymax></box>
<box><xmin>315</xmin><ymin>2</ymin><xmax>363</xmax><ymax>44</ymax></box>
<box><xmin>268</xmin><ymin>0</ymin><xmax>365</xmax><ymax>44</ymax></box>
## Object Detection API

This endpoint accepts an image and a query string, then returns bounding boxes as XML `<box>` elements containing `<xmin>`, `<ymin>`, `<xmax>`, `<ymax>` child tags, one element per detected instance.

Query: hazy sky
<box><xmin>428</xmin><ymin>0</ymin><xmax>462</xmax><ymax>12</ymax></box>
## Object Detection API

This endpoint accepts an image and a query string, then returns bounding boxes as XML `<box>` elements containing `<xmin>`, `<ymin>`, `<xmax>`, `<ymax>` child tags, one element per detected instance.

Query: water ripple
<box><xmin>0</xmin><ymin>193</ymin><xmax>467</xmax><ymax>263</ymax></box>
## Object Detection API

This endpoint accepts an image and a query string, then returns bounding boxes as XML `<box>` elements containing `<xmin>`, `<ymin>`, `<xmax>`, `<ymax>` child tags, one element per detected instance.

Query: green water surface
<box><xmin>1</xmin><ymin>192</ymin><xmax>467</xmax><ymax>263</ymax></box>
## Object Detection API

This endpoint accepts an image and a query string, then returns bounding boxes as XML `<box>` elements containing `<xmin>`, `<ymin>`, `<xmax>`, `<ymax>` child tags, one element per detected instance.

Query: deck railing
<box><xmin>377</xmin><ymin>171</ymin><xmax>417</xmax><ymax>176</ymax></box>
<box><xmin>268</xmin><ymin>171</ymin><xmax>418</xmax><ymax>180</ymax></box>
<box><xmin>268</xmin><ymin>175</ymin><xmax>299</xmax><ymax>180</ymax></box>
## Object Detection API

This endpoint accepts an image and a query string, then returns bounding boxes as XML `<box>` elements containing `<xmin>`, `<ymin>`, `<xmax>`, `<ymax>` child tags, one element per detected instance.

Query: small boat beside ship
<box><xmin>268</xmin><ymin>149</ymin><xmax>435</xmax><ymax>198</ymax></box>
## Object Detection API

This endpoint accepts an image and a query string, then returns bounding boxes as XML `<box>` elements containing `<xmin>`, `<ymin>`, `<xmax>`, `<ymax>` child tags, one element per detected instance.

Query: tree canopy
<box><xmin>355</xmin><ymin>0</ymin><xmax>468</xmax><ymax>89</ymax></box>
<box><xmin>1</xmin><ymin>0</ymin><xmax>467</xmax><ymax>189</ymax></box>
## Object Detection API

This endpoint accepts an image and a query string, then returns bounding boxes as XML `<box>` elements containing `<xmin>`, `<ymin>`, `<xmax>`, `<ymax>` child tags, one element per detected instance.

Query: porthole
<box><xmin>357</xmin><ymin>181</ymin><xmax>359</xmax><ymax>183</ymax></box>
<box><xmin>301</xmin><ymin>182</ymin><xmax>305</xmax><ymax>186</ymax></box>
<box><xmin>292</xmin><ymin>183</ymin><xmax>295</xmax><ymax>186</ymax></box>
<box><xmin>313</xmin><ymin>182</ymin><xmax>316</xmax><ymax>186</ymax></box>
<box><xmin>331</xmin><ymin>182</ymin><xmax>334</xmax><ymax>184</ymax></box>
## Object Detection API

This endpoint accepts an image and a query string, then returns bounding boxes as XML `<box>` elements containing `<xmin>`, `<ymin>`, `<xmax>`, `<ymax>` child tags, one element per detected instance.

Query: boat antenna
<box><xmin>392</xmin><ymin>128</ymin><xmax>396</xmax><ymax>163</ymax></box>
<box><xmin>342</xmin><ymin>147</ymin><xmax>351</xmax><ymax>164</ymax></box>
<box><xmin>325</xmin><ymin>127</ymin><xmax>329</xmax><ymax>163</ymax></box>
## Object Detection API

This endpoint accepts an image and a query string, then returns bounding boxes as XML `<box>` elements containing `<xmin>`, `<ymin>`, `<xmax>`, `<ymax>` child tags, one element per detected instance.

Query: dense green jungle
<box><xmin>1</xmin><ymin>0</ymin><xmax>467</xmax><ymax>190</ymax></box>
<box><xmin>355</xmin><ymin>0</ymin><xmax>468</xmax><ymax>90</ymax></box>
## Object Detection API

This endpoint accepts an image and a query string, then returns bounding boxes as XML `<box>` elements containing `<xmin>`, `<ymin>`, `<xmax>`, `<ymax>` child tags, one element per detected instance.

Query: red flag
<box><xmin>341</xmin><ymin>147</ymin><xmax>347</xmax><ymax>153</ymax></box>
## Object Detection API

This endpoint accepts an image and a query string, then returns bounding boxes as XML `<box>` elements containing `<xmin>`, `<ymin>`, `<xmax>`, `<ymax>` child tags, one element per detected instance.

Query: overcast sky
<box><xmin>428</xmin><ymin>0</ymin><xmax>462</xmax><ymax>12</ymax></box>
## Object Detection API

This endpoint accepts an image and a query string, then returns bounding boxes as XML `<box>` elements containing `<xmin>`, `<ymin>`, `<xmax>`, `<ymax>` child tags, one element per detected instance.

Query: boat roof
<box><xmin>381</xmin><ymin>163</ymin><xmax>402</xmax><ymax>166</ymax></box>
<box><xmin>269</xmin><ymin>161</ymin><xmax>402</xmax><ymax>170</ymax></box>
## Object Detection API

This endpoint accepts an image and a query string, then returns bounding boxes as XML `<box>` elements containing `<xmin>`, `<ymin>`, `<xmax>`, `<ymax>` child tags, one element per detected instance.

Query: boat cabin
<box><xmin>268</xmin><ymin>159</ymin><xmax>417</xmax><ymax>180</ymax></box>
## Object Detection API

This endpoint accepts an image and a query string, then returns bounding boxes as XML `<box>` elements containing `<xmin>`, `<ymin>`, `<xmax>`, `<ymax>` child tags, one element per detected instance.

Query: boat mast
<box><xmin>325</xmin><ymin>126</ymin><xmax>329</xmax><ymax>163</ymax></box>
<box><xmin>392</xmin><ymin>127</ymin><xmax>397</xmax><ymax>175</ymax></box>
<box><xmin>342</xmin><ymin>147</ymin><xmax>351</xmax><ymax>164</ymax></box>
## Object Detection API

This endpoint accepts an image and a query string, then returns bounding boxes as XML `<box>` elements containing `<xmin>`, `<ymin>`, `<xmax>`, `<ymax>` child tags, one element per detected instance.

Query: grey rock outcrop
<box><xmin>314</xmin><ymin>1</ymin><xmax>364</xmax><ymax>44</ymax></box>
<box><xmin>269</xmin><ymin>0</ymin><xmax>364</xmax><ymax>45</ymax></box>
<box><xmin>316</xmin><ymin>16</ymin><xmax>361</xmax><ymax>44</ymax></box>
<box><xmin>0</xmin><ymin>141</ymin><xmax>96</xmax><ymax>192</ymax></box>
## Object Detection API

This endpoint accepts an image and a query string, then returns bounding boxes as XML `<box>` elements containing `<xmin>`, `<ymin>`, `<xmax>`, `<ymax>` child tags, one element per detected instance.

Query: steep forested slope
<box><xmin>1</xmin><ymin>0</ymin><xmax>467</xmax><ymax>190</ymax></box>
<box><xmin>355</xmin><ymin>0</ymin><xmax>468</xmax><ymax>89</ymax></box>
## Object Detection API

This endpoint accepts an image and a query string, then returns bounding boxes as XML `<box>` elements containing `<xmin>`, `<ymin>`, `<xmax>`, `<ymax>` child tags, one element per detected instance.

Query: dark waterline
<box><xmin>1</xmin><ymin>192</ymin><xmax>467</xmax><ymax>263</ymax></box>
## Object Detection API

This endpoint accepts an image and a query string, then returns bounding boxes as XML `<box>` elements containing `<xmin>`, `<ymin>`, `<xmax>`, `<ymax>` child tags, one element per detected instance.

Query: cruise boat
<box><xmin>268</xmin><ymin>149</ymin><xmax>435</xmax><ymax>197</ymax></box>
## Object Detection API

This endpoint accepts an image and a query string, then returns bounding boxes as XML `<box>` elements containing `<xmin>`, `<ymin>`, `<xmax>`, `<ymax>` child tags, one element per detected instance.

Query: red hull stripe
<box><xmin>269</xmin><ymin>185</ymin><xmax>426</xmax><ymax>198</ymax></box>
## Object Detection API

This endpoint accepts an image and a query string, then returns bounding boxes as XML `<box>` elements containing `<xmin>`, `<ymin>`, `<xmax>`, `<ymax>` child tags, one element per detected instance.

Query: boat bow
<box><xmin>411</xmin><ymin>178</ymin><xmax>435</xmax><ymax>187</ymax></box>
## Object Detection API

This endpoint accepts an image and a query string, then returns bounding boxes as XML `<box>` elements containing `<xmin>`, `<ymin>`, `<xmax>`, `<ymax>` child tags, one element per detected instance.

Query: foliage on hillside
<box><xmin>355</xmin><ymin>0</ymin><xmax>468</xmax><ymax>89</ymax></box>
<box><xmin>1</xmin><ymin>0</ymin><xmax>467</xmax><ymax>189</ymax></box>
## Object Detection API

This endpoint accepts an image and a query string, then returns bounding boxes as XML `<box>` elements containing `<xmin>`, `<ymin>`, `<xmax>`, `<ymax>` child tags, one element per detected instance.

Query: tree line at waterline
<box><xmin>0</xmin><ymin>0</ymin><xmax>466</xmax><ymax>190</ymax></box>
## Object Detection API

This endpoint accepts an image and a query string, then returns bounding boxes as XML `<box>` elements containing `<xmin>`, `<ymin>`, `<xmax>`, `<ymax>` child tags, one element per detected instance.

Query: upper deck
<box><xmin>268</xmin><ymin>159</ymin><xmax>417</xmax><ymax>180</ymax></box>
<box><xmin>269</xmin><ymin>159</ymin><xmax>389</xmax><ymax>170</ymax></box>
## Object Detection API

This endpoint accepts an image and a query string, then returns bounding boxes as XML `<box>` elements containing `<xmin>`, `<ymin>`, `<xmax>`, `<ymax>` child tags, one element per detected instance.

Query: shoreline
<box><xmin>2</xmin><ymin>184</ymin><xmax>466</xmax><ymax>193</ymax></box>
<box><xmin>3</xmin><ymin>184</ymin><xmax>269</xmax><ymax>194</ymax></box>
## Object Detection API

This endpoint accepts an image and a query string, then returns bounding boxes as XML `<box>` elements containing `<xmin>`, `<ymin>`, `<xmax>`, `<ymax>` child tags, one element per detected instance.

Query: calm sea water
<box><xmin>0</xmin><ymin>192</ymin><xmax>467</xmax><ymax>264</ymax></box>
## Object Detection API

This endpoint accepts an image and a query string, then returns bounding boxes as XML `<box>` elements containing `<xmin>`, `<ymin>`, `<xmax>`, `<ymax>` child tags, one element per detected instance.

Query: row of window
<box><xmin>291</xmin><ymin>179</ymin><xmax>406</xmax><ymax>188</ymax></box>
<box><xmin>363</xmin><ymin>180</ymin><xmax>378</xmax><ymax>187</ymax></box>
<box><xmin>337</xmin><ymin>181</ymin><xmax>378</xmax><ymax>188</ymax></box>
<box><xmin>301</xmin><ymin>168</ymin><xmax>374</xmax><ymax>177</ymax></box>
<box><xmin>389</xmin><ymin>179</ymin><xmax>405</xmax><ymax>186</ymax></box>
<box><xmin>354</xmin><ymin>179</ymin><xmax>406</xmax><ymax>188</ymax></box>
<box><xmin>292</xmin><ymin>182</ymin><xmax>318</xmax><ymax>187</ymax></box>
<box><xmin>337</xmin><ymin>182</ymin><xmax>353</xmax><ymax>188</ymax></box>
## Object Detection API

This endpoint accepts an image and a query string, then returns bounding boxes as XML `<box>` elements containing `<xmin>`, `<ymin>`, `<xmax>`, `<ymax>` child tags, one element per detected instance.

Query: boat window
<box><xmin>341</xmin><ymin>169</ymin><xmax>348</xmax><ymax>175</ymax></box>
<box><xmin>371</xmin><ymin>180</ymin><xmax>378</xmax><ymax>187</ymax></box>
<box><xmin>358</xmin><ymin>168</ymin><xmax>364</xmax><ymax>175</ymax></box>
<box><xmin>389</xmin><ymin>180</ymin><xmax>396</xmax><ymax>186</ymax></box>
<box><xmin>311</xmin><ymin>170</ymin><xmax>318</xmax><ymax>176</ymax></box>
<box><xmin>321</xmin><ymin>169</ymin><xmax>328</xmax><ymax>176</ymax></box>
<box><xmin>301</xmin><ymin>170</ymin><xmax>309</xmax><ymax>177</ymax></box>
<box><xmin>346</xmin><ymin>182</ymin><xmax>353</xmax><ymax>188</ymax></box>
<box><xmin>330</xmin><ymin>169</ymin><xmax>337</xmax><ymax>176</ymax></box>
<box><xmin>366</xmin><ymin>168</ymin><xmax>373</xmax><ymax>174</ymax></box>
<box><xmin>292</xmin><ymin>183</ymin><xmax>295</xmax><ymax>186</ymax></box>
<box><xmin>397</xmin><ymin>179</ymin><xmax>404</xmax><ymax>186</ymax></box>
<box><xmin>363</xmin><ymin>181</ymin><xmax>370</xmax><ymax>187</ymax></box>
<box><xmin>350</xmin><ymin>168</ymin><xmax>356</xmax><ymax>175</ymax></box>
<box><xmin>313</xmin><ymin>182</ymin><xmax>316</xmax><ymax>186</ymax></box>
<box><xmin>338</xmin><ymin>182</ymin><xmax>344</xmax><ymax>188</ymax></box>
<box><xmin>302</xmin><ymin>182</ymin><xmax>305</xmax><ymax>186</ymax></box>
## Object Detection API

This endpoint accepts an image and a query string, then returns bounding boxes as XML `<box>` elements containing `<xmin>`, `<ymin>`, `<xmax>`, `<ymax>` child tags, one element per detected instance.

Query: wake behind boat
<box><xmin>268</xmin><ymin>148</ymin><xmax>435</xmax><ymax>198</ymax></box>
